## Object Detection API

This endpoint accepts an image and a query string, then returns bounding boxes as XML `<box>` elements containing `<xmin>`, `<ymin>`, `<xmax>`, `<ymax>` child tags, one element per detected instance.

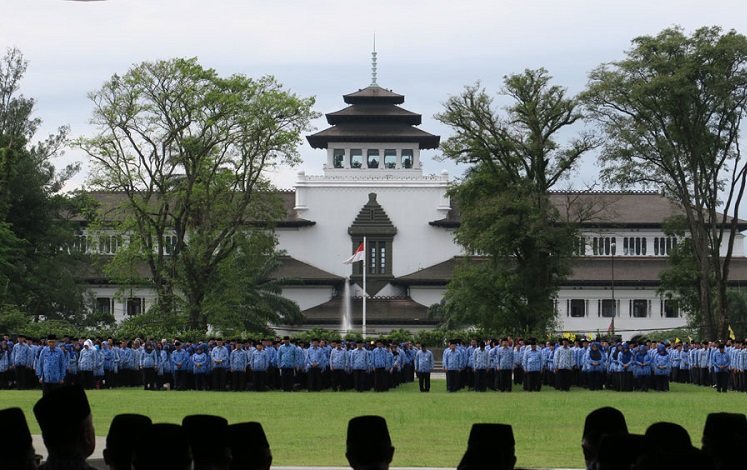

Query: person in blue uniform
<box><xmin>443</xmin><ymin>340</ymin><xmax>463</xmax><ymax>392</ymax></box>
<box><xmin>472</xmin><ymin>341</ymin><xmax>490</xmax><ymax>392</ymax></box>
<box><xmin>306</xmin><ymin>339</ymin><xmax>326</xmax><ymax>392</ymax></box>
<box><xmin>36</xmin><ymin>334</ymin><xmax>67</xmax><ymax>396</ymax></box>
<box><xmin>618</xmin><ymin>342</ymin><xmax>634</xmax><ymax>391</ymax></box>
<box><xmin>349</xmin><ymin>340</ymin><xmax>370</xmax><ymax>392</ymax></box>
<box><xmin>330</xmin><ymin>340</ymin><xmax>348</xmax><ymax>391</ymax></box>
<box><xmin>277</xmin><ymin>336</ymin><xmax>298</xmax><ymax>392</ymax></box>
<box><xmin>192</xmin><ymin>346</ymin><xmax>208</xmax><ymax>390</ymax></box>
<box><xmin>171</xmin><ymin>341</ymin><xmax>190</xmax><ymax>391</ymax></box>
<box><xmin>139</xmin><ymin>342</ymin><xmax>159</xmax><ymax>391</ymax></box>
<box><xmin>371</xmin><ymin>340</ymin><xmax>390</xmax><ymax>392</ymax></box>
<box><xmin>210</xmin><ymin>338</ymin><xmax>230</xmax><ymax>392</ymax></box>
<box><xmin>11</xmin><ymin>334</ymin><xmax>32</xmax><ymax>389</ymax></box>
<box><xmin>585</xmin><ymin>342</ymin><xmax>606</xmax><ymax>391</ymax></box>
<box><xmin>414</xmin><ymin>343</ymin><xmax>433</xmax><ymax>392</ymax></box>
<box><xmin>554</xmin><ymin>338</ymin><xmax>574</xmax><ymax>391</ymax></box>
<box><xmin>711</xmin><ymin>342</ymin><xmax>731</xmax><ymax>393</ymax></box>
<box><xmin>230</xmin><ymin>341</ymin><xmax>248</xmax><ymax>391</ymax></box>
<box><xmin>523</xmin><ymin>340</ymin><xmax>544</xmax><ymax>392</ymax></box>
<box><xmin>79</xmin><ymin>339</ymin><xmax>97</xmax><ymax>390</ymax></box>
<box><xmin>251</xmin><ymin>342</ymin><xmax>271</xmax><ymax>392</ymax></box>
<box><xmin>652</xmin><ymin>343</ymin><xmax>671</xmax><ymax>392</ymax></box>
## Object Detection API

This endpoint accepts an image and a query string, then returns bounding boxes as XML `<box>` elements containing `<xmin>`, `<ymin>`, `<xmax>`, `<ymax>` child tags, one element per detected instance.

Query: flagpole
<box><xmin>362</xmin><ymin>236</ymin><xmax>367</xmax><ymax>339</ymax></box>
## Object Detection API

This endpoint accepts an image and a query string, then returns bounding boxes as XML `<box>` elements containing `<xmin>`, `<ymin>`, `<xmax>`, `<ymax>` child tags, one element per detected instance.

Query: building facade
<box><xmin>77</xmin><ymin>78</ymin><xmax>747</xmax><ymax>340</ymax></box>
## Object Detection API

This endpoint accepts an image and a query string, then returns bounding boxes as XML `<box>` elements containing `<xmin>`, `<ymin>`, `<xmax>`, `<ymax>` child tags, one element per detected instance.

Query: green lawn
<box><xmin>2</xmin><ymin>381</ymin><xmax>745</xmax><ymax>468</ymax></box>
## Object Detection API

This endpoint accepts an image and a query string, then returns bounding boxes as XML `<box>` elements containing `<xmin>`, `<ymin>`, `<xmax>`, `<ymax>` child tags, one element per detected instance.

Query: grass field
<box><xmin>2</xmin><ymin>381</ymin><xmax>745</xmax><ymax>468</ymax></box>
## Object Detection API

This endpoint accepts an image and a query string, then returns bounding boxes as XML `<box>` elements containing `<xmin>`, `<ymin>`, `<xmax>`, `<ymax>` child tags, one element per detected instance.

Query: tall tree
<box><xmin>79</xmin><ymin>58</ymin><xmax>317</xmax><ymax>331</ymax></box>
<box><xmin>583</xmin><ymin>26</ymin><xmax>747</xmax><ymax>340</ymax></box>
<box><xmin>0</xmin><ymin>47</ymin><xmax>86</xmax><ymax>323</ymax></box>
<box><xmin>436</xmin><ymin>69</ymin><xmax>597</xmax><ymax>334</ymax></box>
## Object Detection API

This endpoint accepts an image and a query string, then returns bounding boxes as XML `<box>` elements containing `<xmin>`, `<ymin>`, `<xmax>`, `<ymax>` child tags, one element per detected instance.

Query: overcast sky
<box><xmin>4</xmin><ymin>0</ymin><xmax>747</xmax><ymax>192</ymax></box>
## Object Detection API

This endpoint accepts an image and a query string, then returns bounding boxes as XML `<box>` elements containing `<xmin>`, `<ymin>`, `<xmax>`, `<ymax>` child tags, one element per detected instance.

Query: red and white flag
<box><xmin>343</xmin><ymin>242</ymin><xmax>365</xmax><ymax>264</ymax></box>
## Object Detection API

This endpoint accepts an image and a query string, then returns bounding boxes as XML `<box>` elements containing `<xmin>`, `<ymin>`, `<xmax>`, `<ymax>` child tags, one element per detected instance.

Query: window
<box><xmin>384</xmin><ymin>149</ymin><xmax>397</xmax><ymax>169</ymax></box>
<box><xmin>632</xmin><ymin>299</ymin><xmax>648</xmax><ymax>318</ymax></box>
<box><xmin>350</xmin><ymin>149</ymin><xmax>363</xmax><ymax>168</ymax></box>
<box><xmin>367</xmin><ymin>149</ymin><xmax>379</xmax><ymax>169</ymax></box>
<box><xmin>601</xmin><ymin>299</ymin><xmax>616</xmax><ymax>317</ymax></box>
<box><xmin>164</xmin><ymin>235</ymin><xmax>178</xmax><ymax>255</ymax></box>
<box><xmin>573</xmin><ymin>238</ymin><xmax>586</xmax><ymax>256</ymax></box>
<box><xmin>654</xmin><ymin>236</ymin><xmax>677</xmax><ymax>256</ymax></box>
<box><xmin>73</xmin><ymin>234</ymin><xmax>91</xmax><ymax>253</ymax></box>
<box><xmin>333</xmin><ymin>149</ymin><xmax>345</xmax><ymax>168</ymax></box>
<box><xmin>126</xmin><ymin>298</ymin><xmax>142</xmax><ymax>316</ymax></box>
<box><xmin>592</xmin><ymin>237</ymin><xmax>616</xmax><ymax>255</ymax></box>
<box><xmin>96</xmin><ymin>297</ymin><xmax>111</xmax><ymax>314</ymax></box>
<box><xmin>401</xmin><ymin>149</ymin><xmax>413</xmax><ymax>169</ymax></box>
<box><xmin>570</xmin><ymin>299</ymin><xmax>586</xmax><ymax>317</ymax></box>
<box><xmin>98</xmin><ymin>235</ymin><xmax>119</xmax><ymax>254</ymax></box>
<box><xmin>623</xmin><ymin>237</ymin><xmax>647</xmax><ymax>256</ymax></box>
<box><xmin>663</xmin><ymin>299</ymin><xmax>679</xmax><ymax>318</ymax></box>
<box><xmin>368</xmin><ymin>240</ymin><xmax>388</xmax><ymax>274</ymax></box>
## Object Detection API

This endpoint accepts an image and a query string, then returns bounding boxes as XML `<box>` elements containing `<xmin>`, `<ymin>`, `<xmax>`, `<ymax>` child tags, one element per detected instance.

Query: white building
<box><xmin>78</xmin><ymin>77</ymin><xmax>747</xmax><ymax>340</ymax></box>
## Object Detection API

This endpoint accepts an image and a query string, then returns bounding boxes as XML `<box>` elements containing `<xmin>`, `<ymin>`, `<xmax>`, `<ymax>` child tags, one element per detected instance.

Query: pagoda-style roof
<box><xmin>348</xmin><ymin>193</ymin><xmax>397</xmax><ymax>237</ymax></box>
<box><xmin>343</xmin><ymin>86</ymin><xmax>405</xmax><ymax>104</ymax></box>
<box><xmin>307</xmin><ymin>85</ymin><xmax>440</xmax><ymax>150</ymax></box>
<box><xmin>326</xmin><ymin>104</ymin><xmax>421</xmax><ymax>125</ymax></box>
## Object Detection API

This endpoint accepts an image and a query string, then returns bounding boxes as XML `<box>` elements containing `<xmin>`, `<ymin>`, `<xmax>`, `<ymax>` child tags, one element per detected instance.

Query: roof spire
<box><xmin>370</xmin><ymin>33</ymin><xmax>378</xmax><ymax>87</ymax></box>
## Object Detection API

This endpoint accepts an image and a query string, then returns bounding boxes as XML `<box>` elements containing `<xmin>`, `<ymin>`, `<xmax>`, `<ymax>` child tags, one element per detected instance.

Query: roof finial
<box><xmin>371</xmin><ymin>33</ymin><xmax>378</xmax><ymax>87</ymax></box>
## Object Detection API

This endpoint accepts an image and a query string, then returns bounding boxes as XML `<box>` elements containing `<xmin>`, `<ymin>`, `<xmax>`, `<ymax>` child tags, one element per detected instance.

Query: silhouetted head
<box><xmin>346</xmin><ymin>416</ymin><xmax>394</xmax><ymax>470</ymax></box>
<box><xmin>0</xmin><ymin>407</ymin><xmax>37</xmax><ymax>469</ymax></box>
<box><xmin>227</xmin><ymin>422</ymin><xmax>272</xmax><ymax>470</ymax></box>
<box><xmin>182</xmin><ymin>414</ymin><xmax>231</xmax><ymax>470</ymax></box>
<box><xmin>457</xmin><ymin>423</ymin><xmax>516</xmax><ymax>470</ymax></box>
<box><xmin>582</xmin><ymin>407</ymin><xmax>628</xmax><ymax>468</ymax></box>
<box><xmin>33</xmin><ymin>385</ymin><xmax>95</xmax><ymax>460</ymax></box>
<box><xmin>132</xmin><ymin>423</ymin><xmax>191</xmax><ymax>470</ymax></box>
<box><xmin>104</xmin><ymin>413</ymin><xmax>153</xmax><ymax>470</ymax></box>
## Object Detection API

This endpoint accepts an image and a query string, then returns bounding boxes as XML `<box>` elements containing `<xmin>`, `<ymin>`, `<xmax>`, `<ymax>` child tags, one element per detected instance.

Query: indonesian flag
<box><xmin>343</xmin><ymin>242</ymin><xmax>365</xmax><ymax>264</ymax></box>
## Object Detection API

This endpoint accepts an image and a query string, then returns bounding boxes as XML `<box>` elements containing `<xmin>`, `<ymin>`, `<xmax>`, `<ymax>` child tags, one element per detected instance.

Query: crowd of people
<box><xmin>2</xmin><ymin>333</ymin><xmax>746</xmax><ymax>395</ymax></box>
<box><xmin>1</xmin><ymin>384</ymin><xmax>744</xmax><ymax>470</ymax></box>
<box><xmin>442</xmin><ymin>336</ymin><xmax>746</xmax><ymax>393</ymax></box>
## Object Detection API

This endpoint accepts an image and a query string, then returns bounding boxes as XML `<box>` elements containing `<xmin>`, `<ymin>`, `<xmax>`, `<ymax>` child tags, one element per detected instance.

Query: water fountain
<box><xmin>341</xmin><ymin>279</ymin><xmax>352</xmax><ymax>335</ymax></box>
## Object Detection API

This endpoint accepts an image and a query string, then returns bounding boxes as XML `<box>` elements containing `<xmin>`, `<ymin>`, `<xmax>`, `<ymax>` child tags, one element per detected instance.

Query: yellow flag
<box><xmin>587</xmin><ymin>333</ymin><xmax>594</xmax><ymax>341</ymax></box>
<box><xmin>563</xmin><ymin>332</ymin><xmax>571</xmax><ymax>339</ymax></box>
<box><xmin>688</xmin><ymin>336</ymin><xmax>693</xmax><ymax>342</ymax></box>
<box><xmin>675</xmin><ymin>337</ymin><xmax>680</xmax><ymax>343</ymax></box>
<box><xmin>570</xmin><ymin>333</ymin><xmax>576</xmax><ymax>342</ymax></box>
<box><xmin>729</xmin><ymin>325</ymin><xmax>736</xmax><ymax>341</ymax></box>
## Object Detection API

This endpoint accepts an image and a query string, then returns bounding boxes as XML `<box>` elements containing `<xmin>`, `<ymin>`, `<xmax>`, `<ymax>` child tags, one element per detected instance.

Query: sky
<box><xmin>4</xmin><ymin>0</ymin><xmax>747</xmax><ymax>191</ymax></box>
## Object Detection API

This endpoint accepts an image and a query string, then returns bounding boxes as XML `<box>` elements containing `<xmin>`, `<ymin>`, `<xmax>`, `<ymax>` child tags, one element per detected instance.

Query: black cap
<box><xmin>47</xmin><ymin>334</ymin><xmax>57</xmax><ymax>341</ymax></box>
<box><xmin>467</xmin><ymin>423</ymin><xmax>515</xmax><ymax>448</ymax></box>
<box><xmin>182</xmin><ymin>415</ymin><xmax>230</xmax><ymax>463</ymax></box>
<box><xmin>703</xmin><ymin>412</ymin><xmax>747</xmax><ymax>445</ymax></box>
<box><xmin>0</xmin><ymin>407</ymin><xmax>34</xmax><ymax>464</ymax></box>
<box><xmin>106</xmin><ymin>413</ymin><xmax>153</xmax><ymax>460</ymax></box>
<box><xmin>34</xmin><ymin>385</ymin><xmax>91</xmax><ymax>439</ymax></box>
<box><xmin>347</xmin><ymin>415</ymin><xmax>391</xmax><ymax>462</ymax></box>
<box><xmin>583</xmin><ymin>407</ymin><xmax>627</xmax><ymax>439</ymax></box>
<box><xmin>228</xmin><ymin>422</ymin><xmax>271</xmax><ymax>470</ymax></box>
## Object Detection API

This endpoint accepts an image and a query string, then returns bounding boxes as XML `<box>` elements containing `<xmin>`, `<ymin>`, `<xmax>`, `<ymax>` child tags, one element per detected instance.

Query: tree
<box><xmin>435</xmin><ymin>69</ymin><xmax>597</xmax><ymax>334</ymax></box>
<box><xmin>79</xmin><ymin>58</ymin><xmax>317</xmax><ymax>331</ymax></box>
<box><xmin>0</xmin><ymin>47</ymin><xmax>86</xmax><ymax>323</ymax></box>
<box><xmin>583</xmin><ymin>26</ymin><xmax>747</xmax><ymax>340</ymax></box>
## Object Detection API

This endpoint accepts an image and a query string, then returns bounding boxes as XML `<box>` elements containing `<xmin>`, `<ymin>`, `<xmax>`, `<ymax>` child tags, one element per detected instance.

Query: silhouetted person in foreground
<box><xmin>103</xmin><ymin>413</ymin><xmax>153</xmax><ymax>470</ymax></box>
<box><xmin>346</xmin><ymin>416</ymin><xmax>395</xmax><ymax>470</ymax></box>
<box><xmin>33</xmin><ymin>385</ymin><xmax>96</xmax><ymax>470</ymax></box>
<box><xmin>701</xmin><ymin>412</ymin><xmax>747</xmax><ymax>470</ymax></box>
<box><xmin>582</xmin><ymin>407</ymin><xmax>628</xmax><ymax>470</ymax></box>
<box><xmin>183</xmin><ymin>414</ymin><xmax>231</xmax><ymax>470</ymax></box>
<box><xmin>457</xmin><ymin>423</ymin><xmax>515</xmax><ymax>470</ymax></box>
<box><xmin>0</xmin><ymin>407</ymin><xmax>38</xmax><ymax>469</ymax></box>
<box><xmin>227</xmin><ymin>422</ymin><xmax>272</xmax><ymax>470</ymax></box>
<box><xmin>132</xmin><ymin>423</ymin><xmax>192</xmax><ymax>470</ymax></box>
